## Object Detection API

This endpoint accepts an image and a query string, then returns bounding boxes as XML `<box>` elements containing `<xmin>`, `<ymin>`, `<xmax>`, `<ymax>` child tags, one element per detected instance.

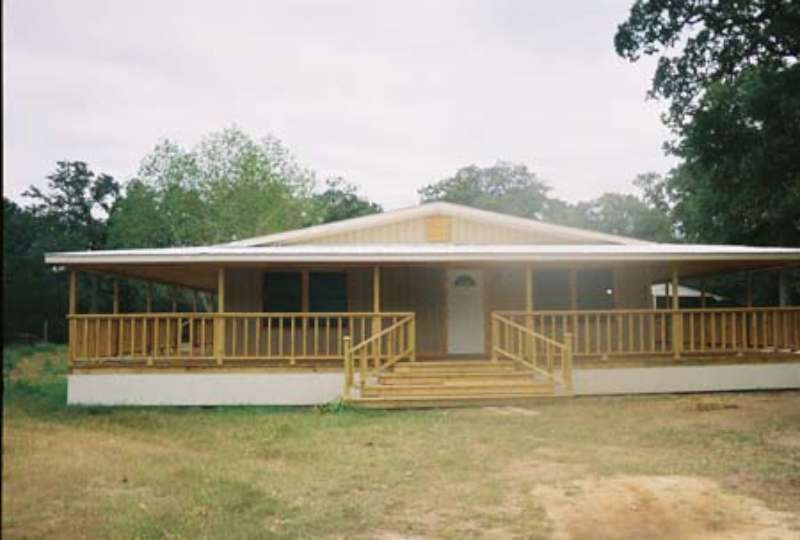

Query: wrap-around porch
<box><xmin>65</xmin><ymin>263</ymin><xmax>800</xmax><ymax>399</ymax></box>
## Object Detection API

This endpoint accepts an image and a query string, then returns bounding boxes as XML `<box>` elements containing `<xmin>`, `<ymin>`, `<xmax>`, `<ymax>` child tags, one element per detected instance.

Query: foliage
<box><xmin>108</xmin><ymin>128</ymin><xmax>317</xmax><ymax>247</ymax></box>
<box><xmin>308</xmin><ymin>177</ymin><xmax>382</xmax><ymax>225</ymax></box>
<box><xmin>419</xmin><ymin>161</ymin><xmax>554</xmax><ymax>220</ymax></box>
<box><xmin>615</xmin><ymin>0</ymin><xmax>800</xmax><ymax>130</ymax></box>
<box><xmin>615</xmin><ymin>0</ymin><xmax>800</xmax><ymax>251</ymax></box>
<box><xmin>419</xmin><ymin>161</ymin><xmax>673</xmax><ymax>241</ymax></box>
<box><xmin>4</xmin><ymin>160</ymin><xmax>121</xmax><ymax>343</ymax></box>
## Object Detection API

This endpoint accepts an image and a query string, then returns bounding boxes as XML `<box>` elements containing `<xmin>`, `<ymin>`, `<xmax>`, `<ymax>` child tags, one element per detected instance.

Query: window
<box><xmin>263</xmin><ymin>272</ymin><xmax>302</xmax><ymax>312</ymax></box>
<box><xmin>577</xmin><ymin>269</ymin><xmax>614</xmax><ymax>309</ymax></box>
<box><xmin>262</xmin><ymin>271</ymin><xmax>348</xmax><ymax>313</ymax></box>
<box><xmin>310</xmin><ymin>272</ymin><xmax>347</xmax><ymax>312</ymax></box>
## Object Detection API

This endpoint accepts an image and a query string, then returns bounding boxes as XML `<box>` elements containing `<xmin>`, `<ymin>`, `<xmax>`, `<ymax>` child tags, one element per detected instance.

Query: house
<box><xmin>45</xmin><ymin>202</ymin><xmax>800</xmax><ymax>407</ymax></box>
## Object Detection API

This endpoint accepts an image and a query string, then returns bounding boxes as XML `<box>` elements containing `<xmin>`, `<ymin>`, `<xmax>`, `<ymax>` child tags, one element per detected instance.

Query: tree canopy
<box><xmin>419</xmin><ymin>162</ymin><xmax>673</xmax><ymax>241</ymax></box>
<box><xmin>615</xmin><ymin>0</ymin><xmax>800</xmax><ymax>247</ymax></box>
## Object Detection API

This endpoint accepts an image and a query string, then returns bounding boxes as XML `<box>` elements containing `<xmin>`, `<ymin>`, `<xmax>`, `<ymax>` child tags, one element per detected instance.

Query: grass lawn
<box><xmin>3</xmin><ymin>344</ymin><xmax>800</xmax><ymax>539</ymax></box>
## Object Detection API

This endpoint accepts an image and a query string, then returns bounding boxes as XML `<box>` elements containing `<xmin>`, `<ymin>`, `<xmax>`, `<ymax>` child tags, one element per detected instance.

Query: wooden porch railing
<box><xmin>343</xmin><ymin>314</ymin><xmax>416</xmax><ymax>399</ymax></box>
<box><xmin>68</xmin><ymin>312</ymin><xmax>415</xmax><ymax>366</ymax></box>
<box><xmin>491</xmin><ymin>313</ymin><xmax>573</xmax><ymax>394</ymax></box>
<box><xmin>494</xmin><ymin>307</ymin><xmax>800</xmax><ymax>358</ymax></box>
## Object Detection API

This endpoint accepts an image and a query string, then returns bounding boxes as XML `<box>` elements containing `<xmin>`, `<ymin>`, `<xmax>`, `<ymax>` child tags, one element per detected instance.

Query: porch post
<box><xmin>746</xmin><ymin>272</ymin><xmax>753</xmax><ymax>307</ymax></box>
<box><xmin>526</xmin><ymin>264</ymin><xmax>534</xmax><ymax>311</ymax></box>
<box><xmin>214</xmin><ymin>268</ymin><xmax>226</xmax><ymax>365</ymax></box>
<box><xmin>569</xmin><ymin>268</ymin><xmax>578</xmax><ymax>310</ymax></box>
<box><xmin>778</xmin><ymin>268</ymin><xmax>789</xmax><ymax>307</ymax></box>
<box><xmin>671</xmin><ymin>264</ymin><xmax>682</xmax><ymax>358</ymax></box>
<box><xmin>526</xmin><ymin>264</ymin><xmax>534</xmax><ymax>359</ymax></box>
<box><xmin>145</xmin><ymin>284</ymin><xmax>153</xmax><ymax>313</ymax></box>
<box><xmin>69</xmin><ymin>271</ymin><xmax>78</xmax><ymax>363</ymax></box>
<box><xmin>372</xmin><ymin>266</ymin><xmax>381</xmax><ymax>367</ymax></box>
<box><xmin>700</xmin><ymin>279</ymin><xmax>707</xmax><ymax>308</ymax></box>
<box><xmin>112</xmin><ymin>280</ymin><xmax>120</xmax><ymax>314</ymax></box>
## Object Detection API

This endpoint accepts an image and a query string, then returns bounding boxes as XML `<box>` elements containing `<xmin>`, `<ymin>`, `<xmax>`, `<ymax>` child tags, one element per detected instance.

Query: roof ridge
<box><xmin>223</xmin><ymin>201</ymin><xmax>650</xmax><ymax>247</ymax></box>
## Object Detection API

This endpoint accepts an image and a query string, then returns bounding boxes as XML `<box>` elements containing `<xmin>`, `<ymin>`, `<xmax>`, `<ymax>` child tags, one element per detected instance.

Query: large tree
<box><xmin>615</xmin><ymin>0</ymin><xmax>800</xmax><ymax>246</ymax></box>
<box><xmin>308</xmin><ymin>177</ymin><xmax>382</xmax><ymax>225</ymax></box>
<box><xmin>109</xmin><ymin>128</ymin><xmax>317</xmax><ymax>248</ymax></box>
<box><xmin>418</xmin><ymin>161</ymin><xmax>555</xmax><ymax>220</ymax></box>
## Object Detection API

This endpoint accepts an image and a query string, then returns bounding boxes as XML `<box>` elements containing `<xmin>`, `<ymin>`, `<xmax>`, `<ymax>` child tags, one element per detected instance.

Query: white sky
<box><xmin>3</xmin><ymin>0</ymin><xmax>676</xmax><ymax>210</ymax></box>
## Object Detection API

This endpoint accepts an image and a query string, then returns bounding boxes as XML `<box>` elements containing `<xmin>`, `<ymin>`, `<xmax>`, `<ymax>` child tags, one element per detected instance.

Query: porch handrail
<box><xmin>491</xmin><ymin>312</ymin><xmax>574</xmax><ymax>395</ymax></box>
<box><xmin>343</xmin><ymin>313</ymin><xmax>416</xmax><ymax>399</ymax></box>
<box><xmin>494</xmin><ymin>307</ymin><xmax>800</xmax><ymax>358</ymax></box>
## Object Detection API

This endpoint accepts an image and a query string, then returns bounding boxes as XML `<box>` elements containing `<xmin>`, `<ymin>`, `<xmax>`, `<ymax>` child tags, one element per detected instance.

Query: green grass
<box><xmin>3</xmin><ymin>345</ymin><xmax>800</xmax><ymax>539</ymax></box>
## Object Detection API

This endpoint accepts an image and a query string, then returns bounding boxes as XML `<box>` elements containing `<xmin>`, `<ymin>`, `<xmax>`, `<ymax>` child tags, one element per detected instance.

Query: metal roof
<box><xmin>46</xmin><ymin>243</ymin><xmax>800</xmax><ymax>265</ymax></box>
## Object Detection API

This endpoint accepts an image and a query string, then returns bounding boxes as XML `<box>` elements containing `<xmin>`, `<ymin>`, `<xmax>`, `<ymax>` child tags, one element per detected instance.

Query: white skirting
<box><xmin>574</xmin><ymin>363</ymin><xmax>800</xmax><ymax>395</ymax></box>
<box><xmin>68</xmin><ymin>373</ymin><xmax>344</xmax><ymax>406</ymax></box>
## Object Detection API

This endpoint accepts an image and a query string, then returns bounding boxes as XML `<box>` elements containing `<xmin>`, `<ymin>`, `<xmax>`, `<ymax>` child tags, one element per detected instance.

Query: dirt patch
<box><xmin>533</xmin><ymin>475</ymin><xmax>799</xmax><ymax>540</ymax></box>
<box><xmin>507</xmin><ymin>459</ymin><xmax>589</xmax><ymax>484</ymax></box>
<box><xmin>484</xmin><ymin>406</ymin><xmax>542</xmax><ymax>417</ymax></box>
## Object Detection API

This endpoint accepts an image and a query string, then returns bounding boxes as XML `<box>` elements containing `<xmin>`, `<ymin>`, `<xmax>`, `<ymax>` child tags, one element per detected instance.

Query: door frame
<box><xmin>444</xmin><ymin>268</ymin><xmax>487</xmax><ymax>356</ymax></box>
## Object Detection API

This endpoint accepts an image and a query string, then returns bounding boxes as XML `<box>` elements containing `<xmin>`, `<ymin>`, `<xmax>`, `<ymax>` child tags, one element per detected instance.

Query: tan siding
<box><xmin>225</xmin><ymin>268</ymin><xmax>263</xmax><ymax>312</ymax></box>
<box><xmin>285</xmin><ymin>214</ymin><xmax>617</xmax><ymax>245</ymax></box>
<box><xmin>614</xmin><ymin>266</ymin><xmax>653</xmax><ymax>309</ymax></box>
<box><xmin>381</xmin><ymin>267</ymin><xmax>445</xmax><ymax>354</ymax></box>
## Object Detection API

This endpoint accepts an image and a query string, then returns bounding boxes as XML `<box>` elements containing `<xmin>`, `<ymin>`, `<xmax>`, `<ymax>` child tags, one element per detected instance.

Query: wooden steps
<box><xmin>350</xmin><ymin>359</ymin><xmax>556</xmax><ymax>409</ymax></box>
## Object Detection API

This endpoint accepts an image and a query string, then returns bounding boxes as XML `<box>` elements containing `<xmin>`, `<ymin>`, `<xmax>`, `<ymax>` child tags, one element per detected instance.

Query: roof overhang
<box><xmin>46</xmin><ymin>243</ymin><xmax>800</xmax><ymax>265</ymax></box>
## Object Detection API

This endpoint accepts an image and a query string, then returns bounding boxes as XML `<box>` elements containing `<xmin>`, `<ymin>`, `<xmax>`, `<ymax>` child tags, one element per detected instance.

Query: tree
<box><xmin>418</xmin><ymin>161</ymin><xmax>554</xmax><ymax>220</ymax></box>
<box><xmin>615</xmin><ymin>0</ymin><xmax>800</xmax><ymax>130</ymax></box>
<box><xmin>572</xmin><ymin>192</ymin><xmax>674</xmax><ymax>242</ymax></box>
<box><xmin>24</xmin><ymin>161</ymin><xmax>120</xmax><ymax>250</ymax></box>
<box><xmin>308</xmin><ymin>178</ymin><xmax>382</xmax><ymax>225</ymax></box>
<box><xmin>109</xmin><ymin>128</ymin><xmax>316</xmax><ymax>248</ymax></box>
<box><xmin>615</xmin><ymin>1</ymin><xmax>800</xmax><ymax>247</ymax></box>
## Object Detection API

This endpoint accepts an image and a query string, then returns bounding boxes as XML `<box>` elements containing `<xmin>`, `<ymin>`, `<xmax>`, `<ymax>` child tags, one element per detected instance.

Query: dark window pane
<box><xmin>577</xmin><ymin>269</ymin><xmax>614</xmax><ymax>309</ymax></box>
<box><xmin>264</xmin><ymin>272</ymin><xmax>302</xmax><ymax>312</ymax></box>
<box><xmin>534</xmin><ymin>270</ymin><xmax>570</xmax><ymax>310</ymax></box>
<box><xmin>310</xmin><ymin>272</ymin><xmax>347</xmax><ymax>312</ymax></box>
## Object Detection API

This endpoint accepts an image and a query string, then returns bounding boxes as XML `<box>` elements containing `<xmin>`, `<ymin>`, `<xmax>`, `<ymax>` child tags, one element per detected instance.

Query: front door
<box><xmin>446</xmin><ymin>269</ymin><xmax>485</xmax><ymax>354</ymax></box>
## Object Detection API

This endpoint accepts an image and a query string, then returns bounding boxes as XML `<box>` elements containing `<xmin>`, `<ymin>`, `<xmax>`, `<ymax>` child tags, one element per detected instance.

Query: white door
<box><xmin>446</xmin><ymin>269</ymin><xmax>485</xmax><ymax>354</ymax></box>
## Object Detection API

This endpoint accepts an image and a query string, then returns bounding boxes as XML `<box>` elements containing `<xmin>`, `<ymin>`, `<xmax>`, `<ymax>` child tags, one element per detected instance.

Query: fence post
<box><xmin>214</xmin><ymin>268</ymin><xmax>226</xmax><ymax>365</ymax></box>
<box><xmin>409</xmin><ymin>317</ymin><xmax>416</xmax><ymax>362</ymax></box>
<box><xmin>564</xmin><ymin>332</ymin><xmax>574</xmax><ymax>396</ymax></box>
<box><xmin>359</xmin><ymin>350</ymin><xmax>367</xmax><ymax>394</ymax></box>
<box><xmin>491</xmin><ymin>314</ymin><xmax>498</xmax><ymax>362</ymax></box>
<box><xmin>342</xmin><ymin>336</ymin><xmax>352</xmax><ymax>400</ymax></box>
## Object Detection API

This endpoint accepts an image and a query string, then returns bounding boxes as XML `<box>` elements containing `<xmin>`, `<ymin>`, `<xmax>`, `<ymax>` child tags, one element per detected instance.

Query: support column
<box><xmin>569</xmin><ymin>268</ymin><xmax>578</xmax><ymax>310</ymax></box>
<box><xmin>778</xmin><ymin>268</ymin><xmax>789</xmax><ymax>307</ymax></box>
<box><xmin>214</xmin><ymin>268</ymin><xmax>226</xmax><ymax>365</ymax></box>
<box><xmin>700</xmin><ymin>279</ymin><xmax>707</xmax><ymax>308</ymax></box>
<box><xmin>671</xmin><ymin>264</ymin><xmax>682</xmax><ymax>359</ymax></box>
<box><xmin>525</xmin><ymin>265</ymin><xmax>534</xmax><ymax>312</ymax></box>
<box><xmin>69</xmin><ymin>271</ymin><xmax>78</xmax><ymax>363</ymax></box>
<box><xmin>112</xmin><ymin>280</ymin><xmax>120</xmax><ymax>314</ymax></box>
<box><xmin>372</xmin><ymin>266</ymin><xmax>381</xmax><ymax>368</ymax></box>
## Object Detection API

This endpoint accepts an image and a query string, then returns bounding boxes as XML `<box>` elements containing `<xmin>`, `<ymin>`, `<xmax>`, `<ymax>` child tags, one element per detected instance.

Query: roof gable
<box><xmin>224</xmin><ymin>202</ymin><xmax>650</xmax><ymax>247</ymax></box>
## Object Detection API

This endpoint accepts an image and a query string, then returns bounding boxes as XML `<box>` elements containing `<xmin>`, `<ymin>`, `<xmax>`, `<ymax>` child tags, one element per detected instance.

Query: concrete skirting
<box><xmin>67</xmin><ymin>373</ymin><xmax>344</xmax><ymax>406</ymax></box>
<box><xmin>574</xmin><ymin>363</ymin><xmax>800</xmax><ymax>395</ymax></box>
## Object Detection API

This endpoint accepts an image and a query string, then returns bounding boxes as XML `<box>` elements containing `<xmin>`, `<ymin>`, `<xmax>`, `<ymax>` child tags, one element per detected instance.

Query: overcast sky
<box><xmin>4</xmin><ymin>0</ymin><xmax>676</xmax><ymax>209</ymax></box>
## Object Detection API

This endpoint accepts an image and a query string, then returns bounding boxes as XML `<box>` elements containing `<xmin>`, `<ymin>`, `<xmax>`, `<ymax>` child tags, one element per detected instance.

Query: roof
<box><xmin>222</xmin><ymin>201</ymin><xmax>651</xmax><ymax>246</ymax></box>
<box><xmin>46</xmin><ymin>243</ymin><xmax>800</xmax><ymax>265</ymax></box>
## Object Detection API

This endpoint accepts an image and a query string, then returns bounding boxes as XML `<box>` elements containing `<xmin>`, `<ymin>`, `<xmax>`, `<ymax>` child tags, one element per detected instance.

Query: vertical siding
<box><xmin>614</xmin><ymin>266</ymin><xmax>653</xmax><ymax>309</ymax></box>
<box><xmin>225</xmin><ymin>268</ymin><xmax>263</xmax><ymax>312</ymax></box>
<box><xmin>381</xmin><ymin>267</ymin><xmax>445</xmax><ymax>354</ymax></box>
